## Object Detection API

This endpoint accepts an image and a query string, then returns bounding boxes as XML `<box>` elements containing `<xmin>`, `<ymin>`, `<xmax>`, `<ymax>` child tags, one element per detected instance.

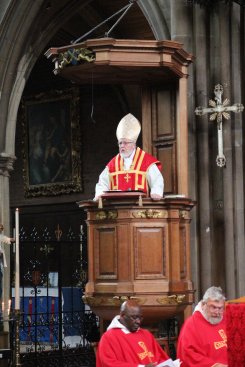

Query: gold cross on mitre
<box><xmin>124</xmin><ymin>172</ymin><xmax>131</xmax><ymax>182</ymax></box>
<box><xmin>195</xmin><ymin>84</ymin><xmax>244</xmax><ymax>167</ymax></box>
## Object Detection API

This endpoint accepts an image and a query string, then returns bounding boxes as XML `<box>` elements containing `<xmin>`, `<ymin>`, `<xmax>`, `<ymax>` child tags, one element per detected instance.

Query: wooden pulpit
<box><xmin>79</xmin><ymin>194</ymin><xmax>195</xmax><ymax>326</ymax></box>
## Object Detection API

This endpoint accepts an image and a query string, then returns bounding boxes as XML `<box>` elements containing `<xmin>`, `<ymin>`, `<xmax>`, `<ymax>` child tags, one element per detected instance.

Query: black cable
<box><xmin>71</xmin><ymin>0</ymin><xmax>138</xmax><ymax>44</ymax></box>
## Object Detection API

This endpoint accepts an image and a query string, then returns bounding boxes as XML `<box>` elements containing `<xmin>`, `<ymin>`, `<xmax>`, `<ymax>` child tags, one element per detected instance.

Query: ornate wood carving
<box><xmin>79</xmin><ymin>197</ymin><xmax>195</xmax><ymax>323</ymax></box>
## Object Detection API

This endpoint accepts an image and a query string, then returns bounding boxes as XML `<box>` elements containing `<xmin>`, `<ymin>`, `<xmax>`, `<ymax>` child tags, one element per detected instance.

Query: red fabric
<box><xmin>107</xmin><ymin>147</ymin><xmax>161</xmax><ymax>195</ymax></box>
<box><xmin>226</xmin><ymin>303</ymin><xmax>245</xmax><ymax>367</ymax></box>
<box><xmin>177</xmin><ymin>311</ymin><xmax>228</xmax><ymax>367</ymax></box>
<box><xmin>96</xmin><ymin>328</ymin><xmax>169</xmax><ymax>367</ymax></box>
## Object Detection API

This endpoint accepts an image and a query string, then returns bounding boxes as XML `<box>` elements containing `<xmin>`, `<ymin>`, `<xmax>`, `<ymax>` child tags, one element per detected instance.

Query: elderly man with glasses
<box><xmin>177</xmin><ymin>286</ymin><xmax>228</xmax><ymax>367</ymax></box>
<box><xmin>96</xmin><ymin>300</ymin><xmax>179</xmax><ymax>367</ymax></box>
<box><xmin>94</xmin><ymin>113</ymin><xmax>164</xmax><ymax>201</ymax></box>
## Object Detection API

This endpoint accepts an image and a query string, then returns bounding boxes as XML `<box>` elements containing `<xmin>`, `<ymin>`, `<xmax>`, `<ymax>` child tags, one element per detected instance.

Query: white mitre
<box><xmin>116</xmin><ymin>113</ymin><xmax>141</xmax><ymax>142</ymax></box>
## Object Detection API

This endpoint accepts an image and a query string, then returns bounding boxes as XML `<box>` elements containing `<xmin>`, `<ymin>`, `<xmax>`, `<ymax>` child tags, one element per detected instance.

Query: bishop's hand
<box><xmin>150</xmin><ymin>193</ymin><xmax>162</xmax><ymax>201</ymax></box>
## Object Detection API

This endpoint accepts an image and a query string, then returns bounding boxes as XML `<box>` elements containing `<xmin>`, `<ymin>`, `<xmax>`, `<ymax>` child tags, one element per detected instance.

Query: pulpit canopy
<box><xmin>45</xmin><ymin>38</ymin><xmax>193</xmax><ymax>84</ymax></box>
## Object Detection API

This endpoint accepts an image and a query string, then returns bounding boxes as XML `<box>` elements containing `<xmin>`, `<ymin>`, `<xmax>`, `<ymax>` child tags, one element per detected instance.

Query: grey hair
<box><xmin>202</xmin><ymin>286</ymin><xmax>226</xmax><ymax>303</ymax></box>
<box><xmin>120</xmin><ymin>301</ymin><xmax>127</xmax><ymax>313</ymax></box>
<box><xmin>120</xmin><ymin>300</ymin><xmax>140</xmax><ymax>313</ymax></box>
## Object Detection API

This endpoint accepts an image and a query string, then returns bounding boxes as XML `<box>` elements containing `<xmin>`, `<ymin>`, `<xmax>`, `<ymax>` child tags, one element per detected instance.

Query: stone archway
<box><xmin>1</xmin><ymin>0</ymin><xmax>245</xmax><ymax>332</ymax></box>
<box><xmin>0</xmin><ymin>0</ymin><xmax>172</xmax><ymax>335</ymax></box>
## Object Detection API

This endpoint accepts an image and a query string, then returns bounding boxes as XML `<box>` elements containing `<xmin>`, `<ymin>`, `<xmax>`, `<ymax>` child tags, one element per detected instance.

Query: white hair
<box><xmin>202</xmin><ymin>286</ymin><xmax>226</xmax><ymax>303</ymax></box>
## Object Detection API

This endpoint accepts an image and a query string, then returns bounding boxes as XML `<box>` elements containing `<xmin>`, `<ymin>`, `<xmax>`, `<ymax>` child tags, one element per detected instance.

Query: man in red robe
<box><xmin>96</xmin><ymin>300</ymin><xmax>176</xmax><ymax>367</ymax></box>
<box><xmin>177</xmin><ymin>286</ymin><xmax>228</xmax><ymax>367</ymax></box>
<box><xmin>94</xmin><ymin>113</ymin><xmax>164</xmax><ymax>201</ymax></box>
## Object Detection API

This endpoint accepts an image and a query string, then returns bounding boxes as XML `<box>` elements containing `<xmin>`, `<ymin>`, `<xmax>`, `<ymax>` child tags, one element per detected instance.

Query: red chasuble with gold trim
<box><xmin>96</xmin><ymin>328</ymin><xmax>169</xmax><ymax>367</ymax></box>
<box><xmin>107</xmin><ymin>147</ymin><xmax>161</xmax><ymax>195</ymax></box>
<box><xmin>177</xmin><ymin>311</ymin><xmax>228</xmax><ymax>367</ymax></box>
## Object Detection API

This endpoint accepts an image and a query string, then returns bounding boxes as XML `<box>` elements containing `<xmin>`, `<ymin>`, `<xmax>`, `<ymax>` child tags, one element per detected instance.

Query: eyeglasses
<box><xmin>118</xmin><ymin>141</ymin><xmax>134</xmax><ymax>146</ymax></box>
<box><xmin>205</xmin><ymin>303</ymin><xmax>224</xmax><ymax>313</ymax></box>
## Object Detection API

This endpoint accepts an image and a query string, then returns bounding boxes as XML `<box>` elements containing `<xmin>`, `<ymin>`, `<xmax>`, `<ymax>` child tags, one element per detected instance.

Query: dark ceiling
<box><xmin>51</xmin><ymin>0</ymin><xmax>154</xmax><ymax>46</ymax></box>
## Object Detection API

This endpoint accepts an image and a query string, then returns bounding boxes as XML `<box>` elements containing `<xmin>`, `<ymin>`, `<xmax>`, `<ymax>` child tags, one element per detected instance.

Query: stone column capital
<box><xmin>0</xmin><ymin>153</ymin><xmax>16</xmax><ymax>177</ymax></box>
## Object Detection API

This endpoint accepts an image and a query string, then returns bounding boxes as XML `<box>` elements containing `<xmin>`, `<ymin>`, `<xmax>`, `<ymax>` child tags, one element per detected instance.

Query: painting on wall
<box><xmin>21</xmin><ymin>88</ymin><xmax>82</xmax><ymax>197</ymax></box>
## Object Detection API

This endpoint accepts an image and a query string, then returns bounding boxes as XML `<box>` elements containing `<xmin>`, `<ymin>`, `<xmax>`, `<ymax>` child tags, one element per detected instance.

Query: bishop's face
<box><xmin>118</xmin><ymin>139</ymin><xmax>136</xmax><ymax>159</ymax></box>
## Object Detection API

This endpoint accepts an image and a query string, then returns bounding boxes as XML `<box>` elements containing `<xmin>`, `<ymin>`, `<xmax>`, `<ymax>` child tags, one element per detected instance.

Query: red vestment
<box><xmin>96</xmin><ymin>327</ymin><xmax>169</xmax><ymax>367</ymax></box>
<box><xmin>177</xmin><ymin>310</ymin><xmax>228</xmax><ymax>367</ymax></box>
<box><xmin>107</xmin><ymin>147</ymin><xmax>161</xmax><ymax>195</ymax></box>
<box><xmin>226</xmin><ymin>303</ymin><xmax>245</xmax><ymax>367</ymax></box>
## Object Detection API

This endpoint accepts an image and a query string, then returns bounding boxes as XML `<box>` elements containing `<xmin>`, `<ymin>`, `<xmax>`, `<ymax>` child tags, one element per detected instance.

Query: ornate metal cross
<box><xmin>195</xmin><ymin>84</ymin><xmax>244</xmax><ymax>167</ymax></box>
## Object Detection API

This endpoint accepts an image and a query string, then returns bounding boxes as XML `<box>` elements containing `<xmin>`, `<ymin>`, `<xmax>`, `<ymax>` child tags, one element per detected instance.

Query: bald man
<box><xmin>96</xmin><ymin>300</ymin><xmax>177</xmax><ymax>367</ymax></box>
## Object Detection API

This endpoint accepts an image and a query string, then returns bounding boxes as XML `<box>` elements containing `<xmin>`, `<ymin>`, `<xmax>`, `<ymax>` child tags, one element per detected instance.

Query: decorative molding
<box><xmin>156</xmin><ymin>294</ymin><xmax>186</xmax><ymax>305</ymax></box>
<box><xmin>0</xmin><ymin>154</ymin><xmax>16</xmax><ymax>177</ymax></box>
<box><xmin>132</xmin><ymin>209</ymin><xmax>168</xmax><ymax>219</ymax></box>
<box><xmin>82</xmin><ymin>295</ymin><xmax>146</xmax><ymax>307</ymax></box>
<box><xmin>180</xmin><ymin>210</ymin><xmax>189</xmax><ymax>219</ymax></box>
<box><xmin>95</xmin><ymin>210</ymin><xmax>118</xmax><ymax>220</ymax></box>
<box><xmin>54</xmin><ymin>48</ymin><xmax>95</xmax><ymax>74</ymax></box>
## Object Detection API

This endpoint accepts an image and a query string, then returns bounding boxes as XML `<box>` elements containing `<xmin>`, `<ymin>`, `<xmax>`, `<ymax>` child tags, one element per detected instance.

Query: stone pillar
<box><xmin>193</xmin><ymin>5</ymin><xmax>213</xmax><ymax>295</ymax></box>
<box><xmin>170</xmin><ymin>0</ymin><xmax>201</xmax><ymax>297</ymax></box>
<box><xmin>218</xmin><ymin>5</ymin><xmax>236</xmax><ymax>299</ymax></box>
<box><xmin>170</xmin><ymin>0</ymin><xmax>193</xmax><ymax>50</ymax></box>
<box><xmin>0</xmin><ymin>153</ymin><xmax>15</xmax><ymax>332</ymax></box>
<box><xmin>230</xmin><ymin>4</ymin><xmax>245</xmax><ymax>296</ymax></box>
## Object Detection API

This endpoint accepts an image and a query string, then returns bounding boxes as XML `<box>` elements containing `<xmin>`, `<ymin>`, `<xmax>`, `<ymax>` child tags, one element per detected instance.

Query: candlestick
<box><xmin>15</xmin><ymin>209</ymin><xmax>20</xmax><ymax>310</ymax></box>
<box><xmin>14</xmin><ymin>309</ymin><xmax>21</xmax><ymax>366</ymax></box>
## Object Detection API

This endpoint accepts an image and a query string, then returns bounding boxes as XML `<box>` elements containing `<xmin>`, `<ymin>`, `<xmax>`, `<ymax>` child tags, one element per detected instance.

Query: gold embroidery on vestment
<box><xmin>124</xmin><ymin>173</ymin><xmax>131</xmax><ymax>182</ymax></box>
<box><xmin>214</xmin><ymin>329</ymin><xmax>227</xmax><ymax>349</ymax></box>
<box><xmin>137</xmin><ymin>341</ymin><xmax>154</xmax><ymax>361</ymax></box>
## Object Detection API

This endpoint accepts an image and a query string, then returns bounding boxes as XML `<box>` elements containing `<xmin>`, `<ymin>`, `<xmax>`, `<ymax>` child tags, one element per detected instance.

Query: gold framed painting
<box><xmin>21</xmin><ymin>88</ymin><xmax>82</xmax><ymax>197</ymax></box>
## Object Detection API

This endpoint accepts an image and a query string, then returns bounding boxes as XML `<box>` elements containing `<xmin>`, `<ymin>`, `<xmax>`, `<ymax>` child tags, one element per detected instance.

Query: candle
<box><xmin>8</xmin><ymin>299</ymin><xmax>11</xmax><ymax>315</ymax></box>
<box><xmin>15</xmin><ymin>208</ymin><xmax>20</xmax><ymax>309</ymax></box>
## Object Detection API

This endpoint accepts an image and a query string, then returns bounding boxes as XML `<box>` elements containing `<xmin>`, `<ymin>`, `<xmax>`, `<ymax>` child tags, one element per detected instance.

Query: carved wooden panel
<box><xmin>117</xmin><ymin>224</ymin><xmax>131</xmax><ymax>281</ymax></box>
<box><xmin>157</xmin><ymin>143</ymin><xmax>177</xmax><ymax>194</ymax></box>
<box><xmin>180</xmin><ymin>224</ymin><xmax>187</xmax><ymax>279</ymax></box>
<box><xmin>152</xmin><ymin>88</ymin><xmax>176</xmax><ymax>139</ymax></box>
<box><xmin>94</xmin><ymin>227</ymin><xmax>118</xmax><ymax>280</ymax></box>
<box><xmin>133</xmin><ymin>225</ymin><xmax>167</xmax><ymax>279</ymax></box>
<box><xmin>80</xmin><ymin>198</ymin><xmax>195</xmax><ymax>321</ymax></box>
<box><xmin>142</xmin><ymin>86</ymin><xmax>177</xmax><ymax>194</ymax></box>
